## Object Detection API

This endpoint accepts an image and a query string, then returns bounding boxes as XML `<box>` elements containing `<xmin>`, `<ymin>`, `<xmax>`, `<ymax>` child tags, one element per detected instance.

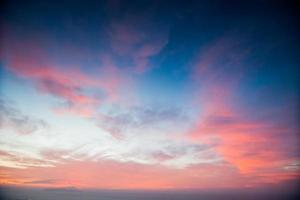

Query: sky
<box><xmin>0</xmin><ymin>0</ymin><xmax>299</xmax><ymax>192</ymax></box>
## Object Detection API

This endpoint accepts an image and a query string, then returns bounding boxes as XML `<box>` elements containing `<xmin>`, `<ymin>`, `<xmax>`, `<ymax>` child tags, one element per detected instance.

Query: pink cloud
<box><xmin>186</xmin><ymin>36</ymin><xmax>300</xmax><ymax>185</ymax></box>
<box><xmin>8</xmin><ymin>59</ymin><xmax>102</xmax><ymax>117</ymax></box>
<box><xmin>187</xmin><ymin>84</ymin><xmax>299</xmax><ymax>185</ymax></box>
<box><xmin>1</xmin><ymin>157</ymin><xmax>298</xmax><ymax>189</ymax></box>
<box><xmin>1</xmin><ymin>30</ymin><xmax>134</xmax><ymax>117</ymax></box>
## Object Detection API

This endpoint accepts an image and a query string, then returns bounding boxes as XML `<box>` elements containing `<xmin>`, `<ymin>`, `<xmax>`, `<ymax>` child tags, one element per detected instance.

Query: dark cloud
<box><xmin>24</xmin><ymin>179</ymin><xmax>59</xmax><ymax>184</ymax></box>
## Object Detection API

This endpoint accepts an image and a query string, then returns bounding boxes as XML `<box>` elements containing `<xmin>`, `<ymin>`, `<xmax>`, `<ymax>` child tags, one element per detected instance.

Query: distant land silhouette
<box><xmin>0</xmin><ymin>186</ymin><xmax>299</xmax><ymax>200</ymax></box>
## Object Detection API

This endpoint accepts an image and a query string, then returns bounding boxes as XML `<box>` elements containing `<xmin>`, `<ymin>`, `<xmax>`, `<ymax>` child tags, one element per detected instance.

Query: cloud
<box><xmin>0</xmin><ymin>32</ymin><xmax>132</xmax><ymax>117</ymax></box>
<box><xmin>0</xmin><ymin>150</ymin><xmax>55</xmax><ymax>169</ymax></box>
<box><xmin>3</xmin><ymin>157</ymin><xmax>297</xmax><ymax>189</ymax></box>
<box><xmin>93</xmin><ymin>105</ymin><xmax>221</xmax><ymax>168</ymax></box>
<box><xmin>192</xmin><ymin>36</ymin><xmax>250</xmax><ymax>81</ymax></box>
<box><xmin>10</xmin><ymin>62</ymin><xmax>101</xmax><ymax>117</ymax></box>
<box><xmin>0</xmin><ymin>98</ymin><xmax>48</xmax><ymax>135</ymax></box>
<box><xmin>0</xmin><ymin>159</ymin><xmax>239</xmax><ymax>189</ymax></box>
<box><xmin>108</xmin><ymin>12</ymin><xmax>169</xmax><ymax>73</ymax></box>
<box><xmin>187</xmin><ymin>83</ymin><xmax>299</xmax><ymax>184</ymax></box>
<box><xmin>0</xmin><ymin>24</ymin><xmax>142</xmax><ymax>118</ymax></box>
<box><xmin>185</xmin><ymin>35</ymin><xmax>300</xmax><ymax>184</ymax></box>
<box><xmin>1</xmin><ymin>16</ymin><xmax>165</xmax><ymax>119</ymax></box>
<box><xmin>37</xmin><ymin>79</ymin><xmax>100</xmax><ymax>117</ymax></box>
<box><xmin>23</xmin><ymin>179</ymin><xmax>59</xmax><ymax>185</ymax></box>
<box><xmin>0</xmin><ymin>97</ymin><xmax>215</xmax><ymax>170</ymax></box>
<box><xmin>97</xmin><ymin>105</ymin><xmax>188</xmax><ymax>139</ymax></box>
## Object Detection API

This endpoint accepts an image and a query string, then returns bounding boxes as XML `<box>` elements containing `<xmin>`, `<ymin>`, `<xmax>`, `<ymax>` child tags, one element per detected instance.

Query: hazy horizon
<box><xmin>1</xmin><ymin>185</ymin><xmax>299</xmax><ymax>200</ymax></box>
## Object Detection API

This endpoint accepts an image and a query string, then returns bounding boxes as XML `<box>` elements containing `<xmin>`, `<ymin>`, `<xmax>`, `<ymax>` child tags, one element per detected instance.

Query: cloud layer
<box><xmin>0</xmin><ymin>0</ymin><xmax>299</xmax><ymax>191</ymax></box>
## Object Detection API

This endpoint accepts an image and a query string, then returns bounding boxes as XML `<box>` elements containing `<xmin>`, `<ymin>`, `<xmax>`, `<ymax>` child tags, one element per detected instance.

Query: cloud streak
<box><xmin>97</xmin><ymin>105</ymin><xmax>188</xmax><ymax>139</ymax></box>
<box><xmin>0</xmin><ymin>99</ymin><xmax>48</xmax><ymax>135</ymax></box>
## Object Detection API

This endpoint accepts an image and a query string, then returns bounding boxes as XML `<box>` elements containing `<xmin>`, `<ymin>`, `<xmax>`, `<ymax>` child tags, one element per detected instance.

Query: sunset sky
<box><xmin>0</xmin><ymin>0</ymin><xmax>299</xmax><ymax>191</ymax></box>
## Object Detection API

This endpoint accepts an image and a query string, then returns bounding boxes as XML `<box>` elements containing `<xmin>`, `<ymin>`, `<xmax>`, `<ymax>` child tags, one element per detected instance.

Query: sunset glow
<box><xmin>0</xmin><ymin>0</ymin><xmax>299</xmax><ymax>196</ymax></box>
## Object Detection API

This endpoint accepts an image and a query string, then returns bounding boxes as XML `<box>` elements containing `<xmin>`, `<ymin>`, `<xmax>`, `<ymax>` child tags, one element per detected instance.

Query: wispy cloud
<box><xmin>0</xmin><ymin>159</ymin><xmax>239</xmax><ymax>189</ymax></box>
<box><xmin>107</xmin><ymin>11</ymin><xmax>169</xmax><ymax>73</ymax></box>
<box><xmin>23</xmin><ymin>179</ymin><xmax>60</xmax><ymax>185</ymax></box>
<box><xmin>97</xmin><ymin>105</ymin><xmax>188</xmax><ymax>139</ymax></box>
<box><xmin>0</xmin><ymin>98</ymin><xmax>48</xmax><ymax>135</ymax></box>
<box><xmin>186</xmin><ymin>36</ymin><xmax>300</xmax><ymax>184</ymax></box>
